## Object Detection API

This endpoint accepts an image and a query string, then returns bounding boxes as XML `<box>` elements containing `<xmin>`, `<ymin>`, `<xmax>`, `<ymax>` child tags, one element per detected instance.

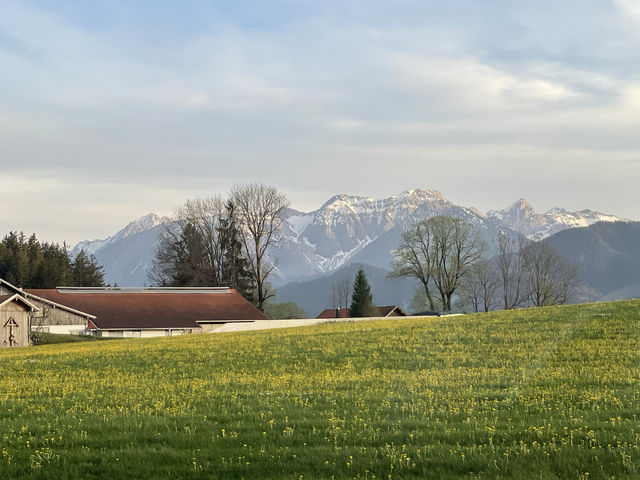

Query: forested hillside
<box><xmin>0</xmin><ymin>232</ymin><xmax>104</xmax><ymax>288</ymax></box>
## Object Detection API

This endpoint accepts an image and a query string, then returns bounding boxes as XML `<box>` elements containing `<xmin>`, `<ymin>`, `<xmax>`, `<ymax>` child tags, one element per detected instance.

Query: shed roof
<box><xmin>25</xmin><ymin>288</ymin><xmax>267</xmax><ymax>330</ymax></box>
<box><xmin>376</xmin><ymin>305</ymin><xmax>408</xmax><ymax>317</ymax></box>
<box><xmin>0</xmin><ymin>294</ymin><xmax>39</xmax><ymax>311</ymax></box>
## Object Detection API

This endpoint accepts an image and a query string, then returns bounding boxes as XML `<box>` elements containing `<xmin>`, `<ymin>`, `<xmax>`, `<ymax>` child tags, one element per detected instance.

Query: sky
<box><xmin>1</xmin><ymin>0</ymin><xmax>639</xmax><ymax>245</ymax></box>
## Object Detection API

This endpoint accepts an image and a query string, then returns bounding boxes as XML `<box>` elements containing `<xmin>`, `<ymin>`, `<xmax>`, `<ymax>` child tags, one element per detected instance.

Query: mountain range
<box><xmin>71</xmin><ymin>189</ymin><xmax>625</xmax><ymax>293</ymax></box>
<box><xmin>546</xmin><ymin>221</ymin><xmax>640</xmax><ymax>301</ymax></box>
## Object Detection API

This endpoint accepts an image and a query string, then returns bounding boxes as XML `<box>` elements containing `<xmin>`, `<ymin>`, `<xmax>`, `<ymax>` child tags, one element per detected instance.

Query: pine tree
<box><xmin>350</xmin><ymin>268</ymin><xmax>376</xmax><ymax>317</ymax></box>
<box><xmin>72</xmin><ymin>249</ymin><xmax>105</xmax><ymax>287</ymax></box>
<box><xmin>218</xmin><ymin>201</ymin><xmax>256</xmax><ymax>303</ymax></box>
<box><xmin>171</xmin><ymin>222</ymin><xmax>207</xmax><ymax>286</ymax></box>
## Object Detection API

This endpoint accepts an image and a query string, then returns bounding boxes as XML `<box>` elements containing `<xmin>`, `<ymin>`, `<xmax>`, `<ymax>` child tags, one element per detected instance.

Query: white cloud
<box><xmin>0</xmin><ymin>1</ymin><xmax>639</xmax><ymax>244</ymax></box>
<box><xmin>614</xmin><ymin>0</ymin><xmax>640</xmax><ymax>22</ymax></box>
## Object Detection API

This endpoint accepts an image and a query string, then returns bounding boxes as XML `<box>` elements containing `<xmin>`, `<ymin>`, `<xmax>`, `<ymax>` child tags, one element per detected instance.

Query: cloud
<box><xmin>614</xmin><ymin>0</ymin><xmax>640</xmax><ymax>22</ymax></box>
<box><xmin>0</xmin><ymin>1</ymin><xmax>639</xmax><ymax>243</ymax></box>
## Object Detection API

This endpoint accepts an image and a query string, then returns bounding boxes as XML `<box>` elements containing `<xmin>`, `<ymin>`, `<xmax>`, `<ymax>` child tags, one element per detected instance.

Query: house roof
<box><xmin>316</xmin><ymin>305</ymin><xmax>407</xmax><ymax>319</ymax></box>
<box><xmin>0</xmin><ymin>294</ymin><xmax>39</xmax><ymax>311</ymax></box>
<box><xmin>25</xmin><ymin>288</ymin><xmax>267</xmax><ymax>330</ymax></box>
<box><xmin>0</xmin><ymin>278</ymin><xmax>95</xmax><ymax>319</ymax></box>
<box><xmin>376</xmin><ymin>305</ymin><xmax>408</xmax><ymax>317</ymax></box>
<box><xmin>317</xmin><ymin>308</ymin><xmax>351</xmax><ymax>319</ymax></box>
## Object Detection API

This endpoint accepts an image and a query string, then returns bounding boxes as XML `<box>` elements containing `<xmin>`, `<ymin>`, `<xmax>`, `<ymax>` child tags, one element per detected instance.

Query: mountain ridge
<box><xmin>72</xmin><ymin>189</ymin><xmax>626</xmax><ymax>287</ymax></box>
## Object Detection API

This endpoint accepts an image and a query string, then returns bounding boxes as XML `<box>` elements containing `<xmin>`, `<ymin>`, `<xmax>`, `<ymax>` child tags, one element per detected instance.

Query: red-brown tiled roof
<box><xmin>376</xmin><ymin>305</ymin><xmax>407</xmax><ymax>317</ymax></box>
<box><xmin>316</xmin><ymin>305</ymin><xmax>406</xmax><ymax>319</ymax></box>
<box><xmin>25</xmin><ymin>289</ymin><xmax>267</xmax><ymax>330</ymax></box>
<box><xmin>316</xmin><ymin>308</ymin><xmax>351</xmax><ymax>319</ymax></box>
<box><xmin>0</xmin><ymin>295</ymin><xmax>14</xmax><ymax>304</ymax></box>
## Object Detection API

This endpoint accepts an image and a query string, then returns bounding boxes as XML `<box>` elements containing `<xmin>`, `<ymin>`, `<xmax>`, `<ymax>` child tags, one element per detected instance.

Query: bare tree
<box><xmin>179</xmin><ymin>196</ymin><xmax>226</xmax><ymax>285</ymax></box>
<box><xmin>149</xmin><ymin>216</ymin><xmax>184</xmax><ymax>286</ymax></box>
<box><xmin>388</xmin><ymin>220</ymin><xmax>438</xmax><ymax>311</ymax></box>
<box><xmin>229</xmin><ymin>183</ymin><xmax>290</xmax><ymax>311</ymax></box>
<box><xmin>149</xmin><ymin>196</ymin><xmax>226</xmax><ymax>286</ymax></box>
<box><xmin>430</xmin><ymin>217</ymin><xmax>487</xmax><ymax>311</ymax></box>
<box><xmin>521</xmin><ymin>240</ymin><xmax>579</xmax><ymax>307</ymax></box>
<box><xmin>390</xmin><ymin>216</ymin><xmax>486</xmax><ymax>312</ymax></box>
<box><xmin>496</xmin><ymin>232</ymin><xmax>528</xmax><ymax>310</ymax></box>
<box><xmin>460</xmin><ymin>258</ymin><xmax>500</xmax><ymax>312</ymax></box>
<box><xmin>330</xmin><ymin>273</ymin><xmax>351</xmax><ymax>310</ymax></box>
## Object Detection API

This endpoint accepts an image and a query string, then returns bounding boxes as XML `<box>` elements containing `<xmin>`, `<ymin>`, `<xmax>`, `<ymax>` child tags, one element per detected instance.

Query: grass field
<box><xmin>1</xmin><ymin>301</ymin><xmax>639</xmax><ymax>479</ymax></box>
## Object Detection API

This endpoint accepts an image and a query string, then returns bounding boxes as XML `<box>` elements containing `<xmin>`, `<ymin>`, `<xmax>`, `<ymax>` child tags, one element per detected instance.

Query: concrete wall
<box><xmin>40</xmin><ymin>325</ymin><xmax>87</xmax><ymax>335</ymax></box>
<box><xmin>1</xmin><ymin>301</ymin><xmax>31</xmax><ymax>348</ymax></box>
<box><xmin>94</xmin><ymin>328</ymin><xmax>202</xmax><ymax>338</ymax></box>
<box><xmin>208</xmin><ymin>315</ymin><xmax>409</xmax><ymax>333</ymax></box>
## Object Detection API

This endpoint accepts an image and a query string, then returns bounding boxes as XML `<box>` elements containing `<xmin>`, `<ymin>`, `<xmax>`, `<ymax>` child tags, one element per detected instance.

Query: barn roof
<box><xmin>0</xmin><ymin>294</ymin><xmax>39</xmax><ymax>311</ymax></box>
<box><xmin>0</xmin><ymin>278</ymin><xmax>94</xmax><ymax>319</ymax></box>
<box><xmin>25</xmin><ymin>288</ymin><xmax>267</xmax><ymax>330</ymax></box>
<box><xmin>316</xmin><ymin>305</ymin><xmax>407</xmax><ymax>319</ymax></box>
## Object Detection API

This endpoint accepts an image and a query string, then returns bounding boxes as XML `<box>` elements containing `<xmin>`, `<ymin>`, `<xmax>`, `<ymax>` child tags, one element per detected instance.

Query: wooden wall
<box><xmin>28</xmin><ymin>299</ymin><xmax>88</xmax><ymax>328</ymax></box>
<box><xmin>0</xmin><ymin>301</ymin><xmax>31</xmax><ymax>348</ymax></box>
<box><xmin>0</xmin><ymin>285</ymin><xmax>14</xmax><ymax>296</ymax></box>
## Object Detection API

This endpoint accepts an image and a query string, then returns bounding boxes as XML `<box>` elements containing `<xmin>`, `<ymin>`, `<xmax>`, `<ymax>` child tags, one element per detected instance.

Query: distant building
<box><xmin>0</xmin><ymin>278</ymin><xmax>267</xmax><ymax>339</ymax></box>
<box><xmin>316</xmin><ymin>305</ymin><xmax>407</xmax><ymax>319</ymax></box>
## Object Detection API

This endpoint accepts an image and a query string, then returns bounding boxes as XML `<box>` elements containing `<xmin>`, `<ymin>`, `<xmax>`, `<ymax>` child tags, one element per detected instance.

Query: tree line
<box><xmin>390</xmin><ymin>216</ymin><xmax>579</xmax><ymax>313</ymax></box>
<box><xmin>0</xmin><ymin>232</ymin><xmax>104</xmax><ymax>288</ymax></box>
<box><xmin>149</xmin><ymin>183</ymin><xmax>290</xmax><ymax>312</ymax></box>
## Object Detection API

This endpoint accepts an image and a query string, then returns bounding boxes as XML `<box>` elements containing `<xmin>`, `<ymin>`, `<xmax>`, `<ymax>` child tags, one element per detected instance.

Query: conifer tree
<box><xmin>0</xmin><ymin>232</ymin><xmax>105</xmax><ymax>288</ymax></box>
<box><xmin>217</xmin><ymin>201</ymin><xmax>256</xmax><ymax>303</ymax></box>
<box><xmin>349</xmin><ymin>268</ymin><xmax>376</xmax><ymax>317</ymax></box>
<box><xmin>72</xmin><ymin>249</ymin><xmax>106</xmax><ymax>287</ymax></box>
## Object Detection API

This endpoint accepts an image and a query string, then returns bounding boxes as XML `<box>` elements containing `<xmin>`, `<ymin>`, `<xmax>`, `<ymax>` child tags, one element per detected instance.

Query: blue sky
<box><xmin>1</xmin><ymin>1</ymin><xmax>639</xmax><ymax>244</ymax></box>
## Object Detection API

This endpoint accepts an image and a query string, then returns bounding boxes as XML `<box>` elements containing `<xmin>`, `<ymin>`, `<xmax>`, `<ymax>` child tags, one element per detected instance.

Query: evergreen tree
<box><xmin>218</xmin><ymin>201</ymin><xmax>256</xmax><ymax>303</ymax></box>
<box><xmin>72</xmin><ymin>249</ymin><xmax>105</xmax><ymax>287</ymax></box>
<box><xmin>0</xmin><ymin>232</ymin><xmax>105</xmax><ymax>288</ymax></box>
<box><xmin>350</xmin><ymin>268</ymin><xmax>376</xmax><ymax>317</ymax></box>
<box><xmin>172</xmin><ymin>222</ymin><xmax>207</xmax><ymax>286</ymax></box>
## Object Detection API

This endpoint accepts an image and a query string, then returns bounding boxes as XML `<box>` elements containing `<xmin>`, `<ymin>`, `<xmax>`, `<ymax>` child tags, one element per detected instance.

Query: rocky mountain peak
<box><xmin>487</xmin><ymin>198</ymin><xmax>535</xmax><ymax>220</ymax></box>
<box><xmin>118</xmin><ymin>213</ymin><xmax>168</xmax><ymax>238</ymax></box>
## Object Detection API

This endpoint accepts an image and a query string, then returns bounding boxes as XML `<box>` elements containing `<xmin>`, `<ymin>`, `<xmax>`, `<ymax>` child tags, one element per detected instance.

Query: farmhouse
<box><xmin>1</xmin><ymin>278</ymin><xmax>97</xmax><ymax>335</ymax></box>
<box><xmin>316</xmin><ymin>305</ymin><xmax>407</xmax><ymax>319</ymax></box>
<box><xmin>0</xmin><ymin>278</ymin><xmax>268</xmax><ymax>338</ymax></box>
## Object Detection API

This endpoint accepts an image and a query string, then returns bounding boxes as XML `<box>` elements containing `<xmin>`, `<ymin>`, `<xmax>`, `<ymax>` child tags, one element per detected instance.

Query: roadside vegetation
<box><xmin>1</xmin><ymin>301</ymin><xmax>638</xmax><ymax>479</ymax></box>
<box><xmin>30</xmin><ymin>332</ymin><xmax>113</xmax><ymax>345</ymax></box>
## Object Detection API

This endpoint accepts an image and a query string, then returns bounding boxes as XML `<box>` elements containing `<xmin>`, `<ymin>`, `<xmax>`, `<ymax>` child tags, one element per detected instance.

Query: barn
<box><xmin>25</xmin><ymin>286</ymin><xmax>268</xmax><ymax>337</ymax></box>
<box><xmin>0</xmin><ymin>278</ymin><xmax>268</xmax><ymax>338</ymax></box>
<box><xmin>1</xmin><ymin>278</ymin><xmax>97</xmax><ymax>335</ymax></box>
<box><xmin>0</xmin><ymin>294</ymin><xmax>38</xmax><ymax>348</ymax></box>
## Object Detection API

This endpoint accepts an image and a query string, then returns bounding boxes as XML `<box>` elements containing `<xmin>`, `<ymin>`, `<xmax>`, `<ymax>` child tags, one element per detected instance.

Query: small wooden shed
<box><xmin>0</xmin><ymin>294</ymin><xmax>38</xmax><ymax>348</ymax></box>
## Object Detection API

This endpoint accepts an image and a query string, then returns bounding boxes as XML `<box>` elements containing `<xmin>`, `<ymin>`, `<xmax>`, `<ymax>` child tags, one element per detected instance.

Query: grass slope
<box><xmin>1</xmin><ymin>301</ymin><xmax>639</xmax><ymax>479</ymax></box>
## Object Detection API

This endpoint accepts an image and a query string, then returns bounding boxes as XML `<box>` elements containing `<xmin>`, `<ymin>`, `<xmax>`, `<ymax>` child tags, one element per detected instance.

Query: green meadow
<box><xmin>1</xmin><ymin>301</ymin><xmax>639</xmax><ymax>479</ymax></box>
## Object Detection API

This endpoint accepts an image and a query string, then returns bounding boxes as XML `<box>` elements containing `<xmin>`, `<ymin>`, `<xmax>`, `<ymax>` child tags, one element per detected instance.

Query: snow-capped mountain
<box><xmin>71</xmin><ymin>213</ymin><xmax>169</xmax><ymax>286</ymax></box>
<box><xmin>486</xmin><ymin>199</ymin><xmax>622</xmax><ymax>241</ymax></box>
<box><xmin>73</xmin><ymin>190</ymin><xmax>625</xmax><ymax>287</ymax></box>
<box><xmin>270</xmin><ymin>189</ymin><xmax>496</xmax><ymax>283</ymax></box>
<box><xmin>72</xmin><ymin>213</ymin><xmax>169</xmax><ymax>257</ymax></box>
